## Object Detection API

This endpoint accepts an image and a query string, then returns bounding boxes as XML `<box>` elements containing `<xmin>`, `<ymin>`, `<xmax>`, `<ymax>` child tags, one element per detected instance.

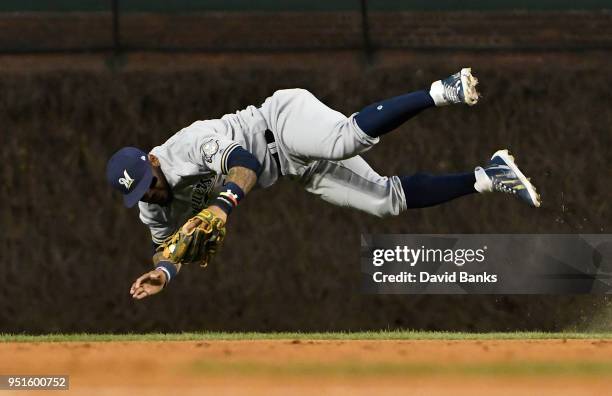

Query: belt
<box><xmin>265</xmin><ymin>129</ymin><xmax>282</xmax><ymax>174</ymax></box>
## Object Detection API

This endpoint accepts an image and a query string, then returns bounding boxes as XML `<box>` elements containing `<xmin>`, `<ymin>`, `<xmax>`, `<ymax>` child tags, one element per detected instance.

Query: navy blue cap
<box><xmin>106</xmin><ymin>147</ymin><xmax>153</xmax><ymax>208</ymax></box>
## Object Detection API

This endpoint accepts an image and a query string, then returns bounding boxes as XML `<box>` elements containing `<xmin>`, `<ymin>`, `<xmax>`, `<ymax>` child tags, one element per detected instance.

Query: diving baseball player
<box><xmin>106</xmin><ymin>68</ymin><xmax>541</xmax><ymax>300</ymax></box>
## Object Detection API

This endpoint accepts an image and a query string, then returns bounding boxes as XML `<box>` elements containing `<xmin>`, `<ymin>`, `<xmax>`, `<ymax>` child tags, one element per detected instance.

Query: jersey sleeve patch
<box><xmin>187</xmin><ymin>121</ymin><xmax>242</xmax><ymax>175</ymax></box>
<box><xmin>197</xmin><ymin>136</ymin><xmax>240</xmax><ymax>175</ymax></box>
<box><xmin>201</xmin><ymin>139</ymin><xmax>220</xmax><ymax>163</ymax></box>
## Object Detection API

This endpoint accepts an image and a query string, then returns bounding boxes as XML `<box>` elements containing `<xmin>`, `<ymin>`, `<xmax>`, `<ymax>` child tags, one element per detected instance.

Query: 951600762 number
<box><xmin>0</xmin><ymin>375</ymin><xmax>69</xmax><ymax>390</ymax></box>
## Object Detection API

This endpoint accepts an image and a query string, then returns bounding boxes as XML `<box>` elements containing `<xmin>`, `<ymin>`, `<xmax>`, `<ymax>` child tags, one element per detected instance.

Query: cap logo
<box><xmin>118</xmin><ymin>169</ymin><xmax>135</xmax><ymax>190</ymax></box>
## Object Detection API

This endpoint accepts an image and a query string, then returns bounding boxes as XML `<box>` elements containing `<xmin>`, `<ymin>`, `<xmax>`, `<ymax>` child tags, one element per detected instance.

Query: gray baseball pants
<box><xmin>259</xmin><ymin>88</ymin><xmax>407</xmax><ymax>217</ymax></box>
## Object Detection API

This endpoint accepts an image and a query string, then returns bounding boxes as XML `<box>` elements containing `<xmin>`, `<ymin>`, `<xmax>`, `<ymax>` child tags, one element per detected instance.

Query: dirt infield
<box><xmin>1</xmin><ymin>339</ymin><xmax>612</xmax><ymax>395</ymax></box>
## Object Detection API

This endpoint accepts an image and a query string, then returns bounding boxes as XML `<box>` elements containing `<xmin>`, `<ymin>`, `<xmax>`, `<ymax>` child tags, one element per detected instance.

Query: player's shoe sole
<box><xmin>460</xmin><ymin>68</ymin><xmax>480</xmax><ymax>106</ymax></box>
<box><xmin>430</xmin><ymin>67</ymin><xmax>480</xmax><ymax>106</ymax></box>
<box><xmin>490</xmin><ymin>149</ymin><xmax>541</xmax><ymax>208</ymax></box>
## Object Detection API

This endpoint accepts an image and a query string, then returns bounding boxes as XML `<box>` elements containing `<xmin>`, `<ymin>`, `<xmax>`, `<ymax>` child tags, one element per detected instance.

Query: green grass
<box><xmin>1</xmin><ymin>331</ymin><xmax>612</xmax><ymax>343</ymax></box>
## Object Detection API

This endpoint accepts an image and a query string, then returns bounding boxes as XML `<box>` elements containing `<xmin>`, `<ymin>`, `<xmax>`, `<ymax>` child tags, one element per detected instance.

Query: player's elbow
<box><xmin>226</xmin><ymin>146</ymin><xmax>261</xmax><ymax>176</ymax></box>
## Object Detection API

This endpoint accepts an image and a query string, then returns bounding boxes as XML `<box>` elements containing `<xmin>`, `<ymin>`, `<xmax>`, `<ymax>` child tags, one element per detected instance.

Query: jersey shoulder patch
<box><xmin>201</xmin><ymin>139</ymin><xmax>220</xmax><ymax>163</ymax></box>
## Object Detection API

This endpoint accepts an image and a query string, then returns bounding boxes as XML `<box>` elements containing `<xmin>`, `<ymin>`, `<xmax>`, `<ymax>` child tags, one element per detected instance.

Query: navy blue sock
<box><xmin>355</xmin><ymin>90</ymin><xmax>435</xmax><ymax>138</ymax></box>
<box><xmin>400</xmin><ymin>172</ymin><xmax>477</xmax><ymax>209</ymax></box>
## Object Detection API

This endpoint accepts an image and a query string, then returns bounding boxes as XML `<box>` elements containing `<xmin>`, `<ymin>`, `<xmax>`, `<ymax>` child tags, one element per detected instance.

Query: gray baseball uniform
<box><xmin>139</xmin><ymin>89</ymin><xmax>407</xmax><ymax>243</ymax></box>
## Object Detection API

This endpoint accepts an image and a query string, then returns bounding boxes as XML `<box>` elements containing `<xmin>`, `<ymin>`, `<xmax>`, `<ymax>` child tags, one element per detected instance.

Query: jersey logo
<box><xmin>202</xmin><ymin>139</ymin><xmax>220</xmax><ymax>163</ymax></box>
<box><xmin>191</xmin><ymin>175</ymin><xmax>217</xmax><ymax>213</ymax></box>
<box><xmin>118</xmin><ymin>169</ymin><xmax>134</xmax><ymax>190</ymax></box>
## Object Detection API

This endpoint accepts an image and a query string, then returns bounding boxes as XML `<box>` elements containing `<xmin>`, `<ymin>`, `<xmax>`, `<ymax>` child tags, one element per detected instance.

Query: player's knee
<box><xmin>293</xmin><ymin>88</ymin><xmax>312</xmax><ymax>96</ymax></box>
<box><xmin>293</xmin><ymin>88</ymin><xmax>315</xmax><ymax>103</ymax></box>
<box><xmin>376</xmin><ymin>208</ymin><xmax>399</xmax><ymax>218</ymax></box>
<box><xmin>368</xmin><ymin>179</ymin><xmax>405</xmax><ymax>218</ymax></box>
<box><xmin>371</xmin><ymin>204</ymin><xmax>402</xmax><ymax>218</ymax></box>
<box><xmin>273</xmin><ymin>88</ymin><xmax>312</xmax><ymax>100</ymax></box>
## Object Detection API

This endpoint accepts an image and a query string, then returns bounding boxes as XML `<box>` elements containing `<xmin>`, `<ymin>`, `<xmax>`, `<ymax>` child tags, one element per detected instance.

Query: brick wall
<box><xmin>0</xmin><ymin>52</ymin><xmax>610</xmax><ymax>332</ymax></box>
<box><xmin>0</xmin><ymin>11</ymin><xmax>611</xmax><ymax>52</ymax></box>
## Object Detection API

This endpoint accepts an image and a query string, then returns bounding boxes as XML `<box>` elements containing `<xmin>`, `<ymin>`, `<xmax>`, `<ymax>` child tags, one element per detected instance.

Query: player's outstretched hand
<box><xmin>130</xmin><ymin>269</ymin><xmax>167</xmax><ymax>300</ymax></box>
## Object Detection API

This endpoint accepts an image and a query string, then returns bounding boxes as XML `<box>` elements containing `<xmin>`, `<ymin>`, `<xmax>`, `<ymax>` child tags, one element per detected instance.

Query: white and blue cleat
<box><xmin>474</xmin><ymin>149</ymin><xmax>541</xmax><ymax>208</ymax></box>
<box><xmin>430</xmin><ymin>67</ymin><xmax>480</xmax><ymax>106</ymax></box>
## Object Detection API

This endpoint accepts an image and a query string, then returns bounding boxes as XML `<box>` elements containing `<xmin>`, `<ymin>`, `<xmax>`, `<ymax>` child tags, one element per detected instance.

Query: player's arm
<box><xmin>132</xmin><ymin>147</ymin><xmax>260</xmax><ymax>299</ymax></box>
<box><xmin>131</xmin><ymin>141</ymin><xmax>261</xmax><ymax>299</ymax></box>
<box><xmin>204</xmin><ymin>146</ymin><xmax>260</xmax><ymax>223</ymax></box>
<box><xmin>130</xmin><ymin>243</ymin><xmax>182</xmax><ymax>300</ymax></box>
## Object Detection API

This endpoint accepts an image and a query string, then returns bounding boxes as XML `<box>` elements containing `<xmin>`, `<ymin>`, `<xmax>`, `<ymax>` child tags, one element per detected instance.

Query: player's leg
<box><xmin>354</xmin><ymin>68</ymin><xmax>479</xmax><ymax>138</ymax></box>
<box><xmin>405</xmin><ymin>148</ymin><xmax>541</xmax><ymax>209</ymax></box>
<box><xmin>301</xmin><ymin>156</ymin><xmax>407</xmax><ymax>217</ymax></box>
<box><xmin>401</xmin><ymin>149</ymin><xmax>540</xmax><ymax>209</ymax></box>
<box><xmin>302</xmin><ymin>149</ymin><xmax>540</xmax><ymax>217</ymax></box>
<box><xmin>302</xmin><ymin>157</ymin><xmax>479</xmax><ymax>217</ymax></box>
<box><xmin>259</xmin><ymin>68</ymin><xmax>479</xmax><ymax>164</ymax></box>
<box><xmin>260</xmin><ymin>88</ymin><xmax>378</xmax><ymax>163</ymax></box>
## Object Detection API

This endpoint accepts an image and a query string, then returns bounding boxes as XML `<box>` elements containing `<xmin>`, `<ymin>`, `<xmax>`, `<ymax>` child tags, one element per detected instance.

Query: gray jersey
<box><xmin>140</xmin><ymin>89</ymin><xmax>407</xmax><ymax>244</ymax></box>
<box><xmin>139</xmin><ymin>105</ymin><xmax>280</xmax><ymax>244</ymax></box>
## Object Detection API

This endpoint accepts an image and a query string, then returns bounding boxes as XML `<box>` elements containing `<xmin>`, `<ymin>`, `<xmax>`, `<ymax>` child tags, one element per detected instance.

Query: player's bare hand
<box><xmin>130</xmin><ymin>269</ymin><xmax>167</xmax><ymax>300</ymax></box>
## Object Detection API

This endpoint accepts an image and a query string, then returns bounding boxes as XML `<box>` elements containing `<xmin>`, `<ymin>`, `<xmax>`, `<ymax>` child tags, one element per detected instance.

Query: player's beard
<box><xmin>141</xmin><ymin>166</ymin><xmax>173</xmax><ymax>206</ymax></box>
<box><xmin>144</xmin><ymin>185</ymin><xmax>172</xmax><ymax>206</ymax></box>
